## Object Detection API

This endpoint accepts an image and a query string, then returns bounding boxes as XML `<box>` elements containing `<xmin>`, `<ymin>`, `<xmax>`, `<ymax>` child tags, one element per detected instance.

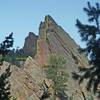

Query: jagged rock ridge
<box><xmin>23</xmin><ymin>32</ymin><xmax>38</xmax><ymax>57</ymax></box>
<box><xmin>0</xmin><ymin>15</ymin><xmax>93</xmax><ymax>100</ymax></box>
<box><xmin>37</xmin><ymin>15</ymin><xmax>90</xmax><ymax>99</ymax></box>
<box><xmin>37</xmin><ymin>15</ymin><xmax>88</xmax><ymax>66</ymax></box>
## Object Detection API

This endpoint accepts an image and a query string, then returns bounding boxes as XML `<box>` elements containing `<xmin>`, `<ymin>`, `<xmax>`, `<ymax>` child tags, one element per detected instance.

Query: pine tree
<box><xmin>0</xmin><ymin>33</ymin><xmax>14</xmax><ymax>64</ymax></box>
<box><xmin>0</xmin><ymin>33</ymin><xmax>14</xmax><ymax>99</ymax></box>
<box><xmin>74</xmin><ymin>1</ymin><xmax>100</xmax><ymax>97</ymax></box>
<box><xmin>0</xmin><ymin>65</ymin><xmax>11</xmax><ymax>100</ymax></box>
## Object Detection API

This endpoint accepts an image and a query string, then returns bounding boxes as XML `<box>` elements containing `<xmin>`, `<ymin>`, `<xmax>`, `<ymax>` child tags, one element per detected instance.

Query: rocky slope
<box><xmin>37</xmin><ymin>15</ymin><xmax>88</xmax><ymax>67</ymax></box>
<box><xmin>37</xmin><ymin>15</ymin><xmax>90</xmax><ymax>99</ymax></box>
<box><xmin>0</xmin><ymin>57</ymin><xmax>43</xmax><ymax>100</ymax></box>
<box><xmin>0</xmin><ymin>15</ymin><xmax>94</xmax><ymax>100</ymax></box>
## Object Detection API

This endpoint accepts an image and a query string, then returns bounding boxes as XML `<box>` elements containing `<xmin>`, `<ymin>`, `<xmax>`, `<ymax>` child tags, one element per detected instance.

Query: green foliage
<box><xmin>45</xmin><ymin>55</ymin><xmax>68</xmax><ymax>99</ymax></box>
<box><xmin>0</xmin><ymin>33</ymin><xmax>13</xmax><ymax>99</ymax></box>
<box><xmin>5</xmin><ymin>55</ymin><xmax>21</xmax><ymax>67</ymax></box>
<box><xmin>0</xmin><ymin>33</ymin><xmax>13</xmax><ymax>55</ymax></box>
<box><xmin>0</xmin><ymin>33</ymin><xmax>14</xmax><ymax>64</ymax></box>
<box><xmin>69</xmin><ymin>96</ymin><xmax>74</xmax><ymax>100</ymax></box>
<box><xmin>0</xmin><ymin>33</ymin><xmax>27</xmax><ymax>67</ymax></box>
<box><xmin>74</xmin><ymin>1</ymin><xmax>100</xmax><ymax>97</ymax></box>
<box><xmin>5</xmin><ymin>50</ymin><xmax>27</xmax><ymax>67</ymax></box>
<box><xmin>12</xmin><ymin>97</ymin><xmax>17</xmax><ymax>100</ymax></box>
<box><xmin>0</xmin><ymin>65</ymin><xmax>11</xmax><ymax>100</ymax></box>
<box><xmin>87</xmin><ymin>95</ymin><xmax>94</xmax><ymax>100</ymax></box>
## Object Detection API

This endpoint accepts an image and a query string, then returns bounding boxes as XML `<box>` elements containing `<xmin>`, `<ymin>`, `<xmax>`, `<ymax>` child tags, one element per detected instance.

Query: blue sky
<box><xmin>0</xmin><ymin>0</ymin><xmax>99</xmax><ymax>49</ymax></box>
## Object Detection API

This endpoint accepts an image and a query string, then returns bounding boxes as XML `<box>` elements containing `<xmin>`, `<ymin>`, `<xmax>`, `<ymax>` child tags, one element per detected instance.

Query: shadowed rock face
<box><xmin>0</xmin><ymin>15</ymin><xmax>94</xmax><ymax>100</ymax></box>
<box><xmin>23</xmin><ymin>32</ymin><xmax>38</xmax><ymax>57</ymax></box>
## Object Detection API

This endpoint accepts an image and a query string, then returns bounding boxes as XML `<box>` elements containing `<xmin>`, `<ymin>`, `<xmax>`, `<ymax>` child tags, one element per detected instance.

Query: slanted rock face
<box><xmin>0</xmin><ymin>57</ymin><xmax>44</xmax><ymax>100</ymax></box>
<box><xmin>37</xmin><ymin>15</ymin><xmax>90</xmax><ymax>99</ymax></box>
<box><xmin>23</xmin><ymin>32</ymin><xmax>38</xmax><ymax>57</ymax></box>
<box><xmin>37</xmin><ymin>15</ymin><xmax>88</xmax><ymax>67</ymax></box>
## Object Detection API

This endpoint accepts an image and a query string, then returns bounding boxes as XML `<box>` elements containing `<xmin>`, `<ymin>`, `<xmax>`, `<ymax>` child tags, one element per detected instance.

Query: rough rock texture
<box><xmin>37</xmin><ymin>15</ymin><xmax>91</xmax><ymax>99</ymax></box>
<box><xmin>0</xmin><ymin>15</ymin><xmax>96</xmax><ymax>99</ymax></box>
<box><xmin>37</xmin><ymin>15</ymin><xmax>88</xmax><ymax>66</ymax></box>
<box><xmin>23</xmin><ymin>32</ymin><xmax>38</xmax><ymax>57</ymax></box>
<box><xmin>0</xmin><ymin>57</ymin><xmax>44</xmax><ymax>100</ymax></box>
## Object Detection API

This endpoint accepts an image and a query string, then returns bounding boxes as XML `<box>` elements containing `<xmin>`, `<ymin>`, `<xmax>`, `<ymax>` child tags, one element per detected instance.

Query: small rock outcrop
<box><xmin>23</xmin><ymin>32</ymin><xmax>38</xmax><ymax>57</ymax></box>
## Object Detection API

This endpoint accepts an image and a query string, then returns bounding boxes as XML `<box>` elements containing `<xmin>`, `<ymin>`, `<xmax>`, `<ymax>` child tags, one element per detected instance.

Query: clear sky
<box><xmin>0</xmin><ymin>0</ymin><xmax>100</xmax><ymax>49</ymax></box>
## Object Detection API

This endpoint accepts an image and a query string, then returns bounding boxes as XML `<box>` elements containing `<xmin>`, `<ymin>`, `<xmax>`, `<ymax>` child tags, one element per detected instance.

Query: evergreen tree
<box><xmin>0</xmin><ymin>33</ymin><xmax>14</xmax><ymax>64</ymax></box>
<box><xmin>0</xmin><ymin>33</ymin><xmax>14</xmax><ymax>99</ymax></box>
<box><xmin>73</xmin><ymin>1</ymin><xmax>100</xmax><ymax>97</ymax></box>
<box><xmin>0</xmin><ymin>65</ymin><xmax>11</xmax><ymax>100</ymax></box>
<box><xmin>0</xmin><ymin>33</ymin><xmax>13</xmax><ymax>55</ymax></box>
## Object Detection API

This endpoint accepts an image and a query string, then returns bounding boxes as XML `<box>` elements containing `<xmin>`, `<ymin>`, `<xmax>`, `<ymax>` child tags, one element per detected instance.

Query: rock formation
<box><xmin>0</xmin><ymin>15</ymin><xmax>95</xmax><ymax>100</ymax></box>
<box><xmin>37</xmin><ymin>15</ymin><xmax>90</xmax><ymax>99</ymax></box>
<box><xmin>37</xmin><ymin>15</ymin><xmax>88</xmax><ymax>67</ymax></box>
<box><xmin>23</xmin><ymin>32</ymin><xmax>38</xmax><ymax>57</ymax></box>
<box><xmin>0</xmin><ymin>57</ymin><xmax>43</xmax><ymax>100</ymax></box>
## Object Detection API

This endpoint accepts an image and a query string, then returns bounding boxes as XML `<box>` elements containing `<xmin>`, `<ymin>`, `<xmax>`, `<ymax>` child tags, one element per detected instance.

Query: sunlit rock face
<box><xmin>0</xmin><ymin>57</ymin><xmax>43</xmax><ymax>100</ymax></box>
<box><xmin>37</xmin><ymin>15</ymin><xmax>88</xmax><ymax>67</ymax></box>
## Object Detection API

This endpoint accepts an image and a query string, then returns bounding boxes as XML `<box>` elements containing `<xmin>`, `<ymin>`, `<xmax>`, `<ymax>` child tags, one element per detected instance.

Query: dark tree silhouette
<box><xmin>0</xmin><ymin>65</ymin><xmax>11</xmax><ymax>100</ymax></box>
<box><xmin>0</xmin><ymin>33</ymin><xmax>14</xmax><ymax>64</ymax></box>
<box><xmin>0</xmin><ymin>33</ymin><xmax>13</xmax><ymax>56</ymax></box>
<box><xmin>73</xmin><ymin>1</ymin><xmax>100</xmax><ymax>97</ymax></box>
<box><xmin>0</xmin><ymin>33</ymin><xmax>13</xmax><ymax>99</ymax></box>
